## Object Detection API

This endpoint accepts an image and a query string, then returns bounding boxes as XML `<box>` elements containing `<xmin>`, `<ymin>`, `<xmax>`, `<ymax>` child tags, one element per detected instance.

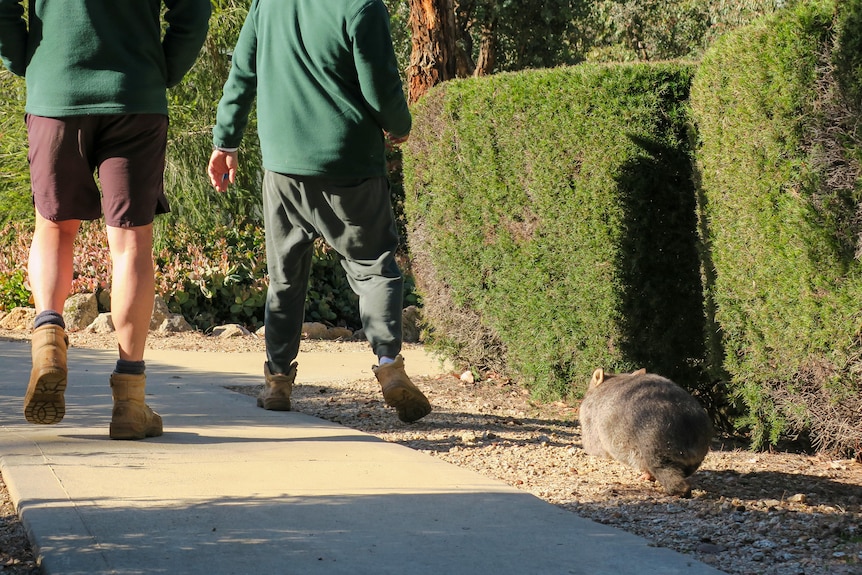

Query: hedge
<box><xmin>691</xmin><ymin>0</ymin><xmax>862</xmax><ymax>452</ymax></box>
<box><xmin>404</xmin><ymin>62</ymin><xmax>709</xmax><ymax>404</ymax></box>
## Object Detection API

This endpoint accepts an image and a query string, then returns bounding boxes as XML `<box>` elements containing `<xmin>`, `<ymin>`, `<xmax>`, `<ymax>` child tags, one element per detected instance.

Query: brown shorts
<box><xmin>26</xmin><ymin>114</ymin><xmax>170</xmax><ymax>227</ymax></box>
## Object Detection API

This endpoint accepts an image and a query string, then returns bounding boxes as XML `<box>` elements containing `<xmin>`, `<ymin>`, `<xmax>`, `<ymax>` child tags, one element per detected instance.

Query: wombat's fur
<box><xmin>579</xmin><ymin>368</ymin><xmax>713</xmax><ymax>497</ymax></box>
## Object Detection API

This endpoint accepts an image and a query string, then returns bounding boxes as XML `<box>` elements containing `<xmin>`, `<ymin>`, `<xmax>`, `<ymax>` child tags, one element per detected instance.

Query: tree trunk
<box><xmin>407</xmin><ymin>0</ymin><xmax>458</xmax><ymax>104</ymax></box>
<box><xmin>473</xmin><ymin>24</ymin><xmax>496</xmax><ymax>77</ymax></box>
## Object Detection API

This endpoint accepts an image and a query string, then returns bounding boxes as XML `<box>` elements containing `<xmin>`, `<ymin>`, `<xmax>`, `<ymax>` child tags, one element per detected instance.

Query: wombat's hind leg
<box><xmin>651</xmin><ymin>467</ymin><xmax>692</xmax><ymax>498</ymax></box>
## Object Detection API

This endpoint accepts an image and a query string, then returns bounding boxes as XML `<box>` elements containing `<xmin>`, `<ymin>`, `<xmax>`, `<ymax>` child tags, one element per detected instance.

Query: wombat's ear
<box><xmin>632</xmin><ymin>368</ymin><xmax>647</xmax><ymax>376</ymax></box>
<box><xmin>590</xmin><ymin>368</ymin><xmax>605</xmax><ymax>388</ymax></box>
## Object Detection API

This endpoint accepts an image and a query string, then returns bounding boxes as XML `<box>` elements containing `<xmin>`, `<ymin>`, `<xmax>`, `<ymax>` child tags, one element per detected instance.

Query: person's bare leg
<box><xmin>106</xmin><ymin>223</ymin><xmax>154</xmax><ymax>361</ymax></box>
<box><xmin>25</xmin><ymin>213</ymin><xmax>79</xmax><ymax>424</ymax></box>
<box><xmin>106</xmin><ymin>223</ymin><xmax>162</xmax><ymax>439</ymax></box>
<box><xmin>28</xmin><ymin>213</ymin><xmax>80</xmax><ymax>313</ymax></box>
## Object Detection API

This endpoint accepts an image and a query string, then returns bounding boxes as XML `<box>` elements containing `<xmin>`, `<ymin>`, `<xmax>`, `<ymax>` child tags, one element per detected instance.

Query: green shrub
<box><xmin>404</xmin><ymin>62</ymin><xmax>706</xmax><ymax>403</ymax></box>
<box><xmin>0</xmin><ymin>70</ymin><xmax>31</xmax><ymax>229</ymax></box>
<box><xmin>0</xmin><ymin>269</ymin><xmax>29</xmax><ymax>311</ymax></box>
<box><xmin>835</xmin><ymin>0</ymin><xmax>862</xmax><ymax>107</ymax></box>
<box><xmin>0</xmin><ymin>221</ymin><xmax>364</xmax><ymax>333</ymax></box>
<box><xmin>155</xmin><ymin>223</ymin><xmax>361</xmax><ymax>331</ymax></box>
<box><xmin>691</xmin><ymin>0</ymin><xmax>862</xmax><ymax>452</ymax></box>
<box><xmin>0</xmin><ymin>221</ymin><xmax>110</xmax><ymax>299</ymax></box>
<box><xmin>154</xmin><ymin>223</ymin><xmax>268</xmax><ymax>330</ymax></box>
<box><xmin>161</xmin><ymin>0</ymin><xmax>264</xmax><ymax>235</ymax></box>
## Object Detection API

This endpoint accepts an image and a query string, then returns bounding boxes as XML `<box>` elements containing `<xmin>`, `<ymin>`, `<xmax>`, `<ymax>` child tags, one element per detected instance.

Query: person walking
<box><xmin>207</xmin><ymin>0</ymin><xmax>431</xmax><ymax>423</ymax></box>
<box><xmin>0</xmin><ymin>0</ymin><xmax>211</xmax><ymax>439</ymax></box>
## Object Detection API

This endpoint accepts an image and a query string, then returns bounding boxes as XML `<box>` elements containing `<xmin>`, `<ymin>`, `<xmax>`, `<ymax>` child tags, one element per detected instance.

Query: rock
<box><xmin>460</xmin><ymin>370</ymin><xmax>475</xmax><ymax>383</ymax></box>
<box><xmin>696</xmin><ymin>543</ymin><xmax>727</xmax><ymax>555</ymax></box>
<box><xmin>63</xmin><ymin>293</ymin><xmax>99</xmax><ymax>331</ymax></box>
<box><xmin>157</xmin><ymin>314</ymin><xmax>193</xmax><ymax>334</ymax></box>
<box><xmin>211</xmin><ymin>323</ymin><xmax>251</xmax><ymax>338</ymax></box>
<box><xmin>255</xmin><ymin>325</ymin><xmax>266</xmax><ymax>337</ymax></box>
<box><xmin>96</xmin><ymin>288</ymin><xmax>111</xmax><ymax>312</ymax></box>
<box><xmin>150</xmin><ymin>295</ymin><xmax>171</xmax><ymax>330</ymax></box>
<box><xmin>0</xmin><ymin>307</ymin><xmax>35</xmax><ymax>330</ymax></box>
<box><xmin>300</xmin><ymin>322</ymin><xmax>354</xmax><ymax>340</ymax></box>
<box><xmin>302</xmin><ymin>322</ymin><xmax>329</xmax><ymax>339</ymax></box>
<box><xmin>86</xmin><ymin>313</ymin><xmax>115</xmax><ymax>334</ymax></box>
<box><xmin>402</xmin><ymin>305</ymin><xmax>422</xmax><ymax>343</ymax></box>
<box><xmin>323</xmin><ymin>326</ymin><xmax>353</xmax><ymax>340</ymax></box>
<box><xmin>461</xmin><ymin>432</ymin><xmax>480</xmax><ymax>443</ymax></box>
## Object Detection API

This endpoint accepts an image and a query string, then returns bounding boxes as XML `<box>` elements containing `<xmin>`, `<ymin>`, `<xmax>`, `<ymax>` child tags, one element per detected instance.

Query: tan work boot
<box><xmin>24</xmin><ymin>324</ymin><xmax>69</xmax><ymax>424</ymax></box>
<box><xmin>373</xmin><ymin>355</ymin><xmax>432</xmax><ymax>423</ymax></box>
<box><xmin>258</xmin><ymin>362</ymin><xmax>296</xmax><ymax>411</ymax></box>
<box><xmin>109</xmin><ymin>372</ymin><xmax>163</xmax><ymax>440</ymax></box>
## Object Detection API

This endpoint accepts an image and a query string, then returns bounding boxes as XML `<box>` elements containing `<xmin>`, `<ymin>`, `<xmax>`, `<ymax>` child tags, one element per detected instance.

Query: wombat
<box><xmin>579</xmin><ymin>368</ymin><xmax>713</xmax><ymax>497</ymax></box>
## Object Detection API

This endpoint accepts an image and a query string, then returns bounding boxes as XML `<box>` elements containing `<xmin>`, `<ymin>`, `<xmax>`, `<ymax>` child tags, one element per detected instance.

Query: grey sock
<box><xmin>115</xmin><ymin>359</ymin><xmax>146</xmax><ymax>375</ymax></box>
<box><xmin>34</xmin><ymin>310</ymin><xmax>65</xmax><ymax>330</ymax></box>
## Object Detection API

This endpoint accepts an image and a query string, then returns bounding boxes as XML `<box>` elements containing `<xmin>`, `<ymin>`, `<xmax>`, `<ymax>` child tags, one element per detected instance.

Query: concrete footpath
<box><xmin>0</xmin><ymin>338</ymin><xmax>725</xmax><ymax>575</ymax></box>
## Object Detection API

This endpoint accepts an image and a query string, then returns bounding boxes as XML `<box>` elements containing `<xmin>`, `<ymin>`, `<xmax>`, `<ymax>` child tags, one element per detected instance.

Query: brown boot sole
<box><xmin>383</xmin><ymin>384</ymin><xmax>432</xmax><ymax>423</ymax></box>
<box><xmin>257</xmin><ymin>397</ymin><xmax>291</xmax><ymax>411</ymax></box>
<box><xmin>24</xmin><ymin>368</ymin><xmax>67</xmax><ymax>425</ymax></box>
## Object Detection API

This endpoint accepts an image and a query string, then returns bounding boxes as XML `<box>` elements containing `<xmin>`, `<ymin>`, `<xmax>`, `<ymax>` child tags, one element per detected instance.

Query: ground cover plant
<box><xmin>0</xmin><ymin>221</ymin><xmax>361</xmax><ymax>332</ymax></box>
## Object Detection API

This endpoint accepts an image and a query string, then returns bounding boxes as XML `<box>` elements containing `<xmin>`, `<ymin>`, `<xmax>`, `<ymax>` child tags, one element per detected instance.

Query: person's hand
<box><xmin>208</xmin><ymin>149</ymin><xmax>238</xmax><ymax>192</ymax></box>
<box><xmin>386</xmin><ymin>131</ymin><xmax>409</xmax><ymax>145</ymax></box>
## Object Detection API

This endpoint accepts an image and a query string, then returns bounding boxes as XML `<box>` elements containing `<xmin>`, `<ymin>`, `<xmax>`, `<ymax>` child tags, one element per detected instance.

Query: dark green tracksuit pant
<box><xmin>262</xmin><ymin>170</ymin><xmax>403</xmax><ymax>375</ymax></box>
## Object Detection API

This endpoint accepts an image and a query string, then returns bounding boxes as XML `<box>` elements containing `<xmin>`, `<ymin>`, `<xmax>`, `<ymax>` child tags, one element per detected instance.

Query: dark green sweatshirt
<box><xmin>0</xmin><ymin>0</ymin><xmax>210</xmax><ymax>116</ymax></box>
<box><xmin>212</xmin><ymin>0</ymin><xmax>411</xmax><ymax>178</ymax></box>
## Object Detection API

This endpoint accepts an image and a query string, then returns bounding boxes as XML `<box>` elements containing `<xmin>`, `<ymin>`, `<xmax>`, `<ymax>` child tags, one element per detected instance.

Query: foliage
<box><xmin>160</xmin><ymin>0</ymin><xmax>263</xmax><ymax>238</ymax></box>
<box><xmin>0</xmin><ymin>221</ymin><xmax>364</xmax><ymax>332</ymax></box>
<box><xmin>153</xmin><ymin>222</ymin><xmax>267</xmax><ymax>330</ymax></box>
<box><xmin>384</xmin><ymin>0</ymin><xmax>412</xmax><ymax>84</ymax></box>
<box><xmin>691</xmin><ymin>0</ymin><xmax>862</xmax><ymax>453</ymax></box>
<box><xmin>0</xmin><ymin>221</ymin><xmax>111</xmax><ymax>299</ymax></box>
<box><xmin>0</xmin><ymin>70</ymin><xmax>31</xmax><ymax>229</ymax></box>
<box><xmin>455</xmin><ymin>0</ymin><xmax>593</xmax><ymax>73</ymax></box>
<box><xmin>588</xmin><ymin>0</ymin><xmax>793</xmax><ymax>62</ymax></box>
<box><xmin>155</xmin><ymin>223</ymin><xmax>361</xmax><ymax>331</ymax></box>
<box><xmin>834</xmin><ymin>0</ymin><xmax>862</xmax><ymax>107</ymax></box>
<box><xmin>393</xmin><ymin>0</ymin><xmax>791</xmax><ymax>79</ymax></box>
<box><xmin>404</xmin><ymin>63</ymin><xmax>706</xmax><ymax>404</ymax></box>
<box><xmin>0</xmin><ymin>269</ymin><xmax>29</xmax><ymax>311</ymax></box>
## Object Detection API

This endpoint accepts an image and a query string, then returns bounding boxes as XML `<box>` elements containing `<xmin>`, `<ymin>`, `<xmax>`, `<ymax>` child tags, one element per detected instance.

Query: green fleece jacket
<box><xmin>0</xmin><ymin>0</ymin><xmax>210</xmax><ymax>116</ymax></box>
<box><xmin>212</xmin><ymin>0</ymin><xmax>411</xmax><ymax>178</ymax></box>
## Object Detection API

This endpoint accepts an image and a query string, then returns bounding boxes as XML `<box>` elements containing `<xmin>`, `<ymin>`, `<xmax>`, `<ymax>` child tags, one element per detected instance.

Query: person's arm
<box><xmin>162</xmin><ymin>0</ymin><xmax>211</xmax><ymax>87</ymax></box>
<box><xmin>212</xmin><ymin>0</ymin><xmax>259</xmax><ymax>151</ymax></box>
<box><xmin>210</xmin><ymin>1</ymin><xmax>261</xmax><ymax>190</ymax></box>
<box><xmin>0</xmin><ymin>0</ymin><xmax>27</xmax><ymax>76</ymax></box>
<box><xmin>350</xmin><ymin>0</ymin><xmax>411</xmax><ymax>139</ymax></box>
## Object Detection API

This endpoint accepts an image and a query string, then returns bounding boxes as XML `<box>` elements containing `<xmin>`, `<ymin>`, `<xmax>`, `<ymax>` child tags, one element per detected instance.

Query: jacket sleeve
<box><xmin>163</xmin><ymin>0</ymin><xmax>211</xmax><ymax>88</ymax></box>
<box><xmin>350</xmin><ymin>0</ymin><xmax>411</xmax><ymax>138</ymax></box>
<box><xmin>212</xmin><ymin>0</ymin><xmax>259</xmax><ymax>149</ymax></box>
<box><xmin>0</xmin><ymin>0</ymin><xmax>27</xmax><ymax>76</ymax></box>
